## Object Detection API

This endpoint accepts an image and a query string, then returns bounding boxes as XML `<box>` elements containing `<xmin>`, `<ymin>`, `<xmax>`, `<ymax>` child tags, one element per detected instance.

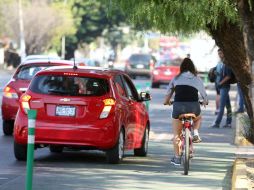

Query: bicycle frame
<box><xmin>180</xmin><ymin>116</ymin><xmax>194</xmax><ymax>175</ymax></box>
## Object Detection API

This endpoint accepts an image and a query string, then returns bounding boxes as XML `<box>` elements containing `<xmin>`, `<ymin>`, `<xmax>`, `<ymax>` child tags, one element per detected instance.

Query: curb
<box><xmin>232</xmin><ymin>158</ymin><xmax>251</xmax><ymax>190</ymax></box>
<box><xmin>233</xmin><ymin>112</ymin><xmax>253</xmax><ymax>190</ymax></box>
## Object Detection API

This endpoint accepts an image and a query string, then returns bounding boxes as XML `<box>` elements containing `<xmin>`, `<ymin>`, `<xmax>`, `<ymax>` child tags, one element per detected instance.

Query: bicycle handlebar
<box><xmin>164</xmin><ymin>100</ymin><xmax>208</xmax><ymax>106</ymax></box>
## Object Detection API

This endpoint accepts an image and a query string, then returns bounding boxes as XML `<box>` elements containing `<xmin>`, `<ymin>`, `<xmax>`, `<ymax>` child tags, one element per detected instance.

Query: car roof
<box><xmin>23</xmin><ymin>55</ymin><xmax>60</xmax><ymax>62</ymax></box>
<box><xmin>20</xmin><ymin>59</ymin><xmax>74</xmax><ymax>66</ymax></box>
<box><xmin>36</xmin><ymin>66</ymin><xmax>125</xmax><ymax>78</ymax></box>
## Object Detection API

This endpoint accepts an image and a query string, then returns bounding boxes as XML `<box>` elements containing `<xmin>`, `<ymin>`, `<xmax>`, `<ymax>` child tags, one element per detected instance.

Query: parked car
<box><xmin>23</xmin><ymin>55</ymin><xmax>61</xmax><ymax>62</ymax></box>
<box><xmin>125</xmin><ymin>53</ymin><xmax>156</xmax><ymax>78</ymax></box>
<box><xmin>14</xmin><ymin>66</ymin><xmax>151</xmax><ymax>164</ymax></box>
<box><xmin>151</xmin><ymin>59</ymin><xmax>181</xmax><ymax>88</ymax></box>
<box><xmin>1</xmin><ymin>59</ymin><xmax>73</xmax><ymax>135</ymax></box>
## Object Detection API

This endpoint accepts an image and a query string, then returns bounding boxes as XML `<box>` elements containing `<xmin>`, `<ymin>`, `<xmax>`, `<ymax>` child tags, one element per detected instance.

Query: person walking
<box><xmin>210</xmin><ymin>49</ymin><xmax>232</xmax><ymax>128</ymax></box>
<box><xmin>214</xmin><ymin>58</ymin><xmax>223</xmax><ymax>115</ymax></box>
<box><xmin>164</xmin><ymin>58</ymin><xmax>208</xmax><ymax>165</ymax></box>
<box><xmin>236</xmin><ymin>83</ymin><xmax>245</xmax><ymax>113</ymax></box>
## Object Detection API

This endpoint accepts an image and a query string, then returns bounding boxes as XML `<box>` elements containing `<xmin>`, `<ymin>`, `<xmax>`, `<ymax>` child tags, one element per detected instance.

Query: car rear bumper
<box><xmin>14</xmin><ymin>111</ymin><xmax>119</xmax><ymax>150</ymax></box>
<box><xmin>1</xmin><ymin>97</ymin><xmax>19</xmax><ymax>121</ymax></box>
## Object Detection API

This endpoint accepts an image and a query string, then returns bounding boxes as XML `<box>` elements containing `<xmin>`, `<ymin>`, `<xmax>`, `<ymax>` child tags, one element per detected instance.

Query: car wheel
<box><xmin>14</xmin><ymin>141</ymin><xmax>27</xmax><ymax>161</ymax></box>
<box><xmin>3</xmin><ymin>120</ymin><xmax>14</xmax><ymax>136</ymax></box>
<box><xmin>134</xmin><ymin>125</ymin><xmax>149</xmax><ymax>156</ymax></box>
<box><xmin>151</xmin><ymin>82</ymin><xmax>159</xmax><ymax>88</ymax></box>
<box><xmin>49</xmin><ymin>145</ymin><xmax>63</xmax><ymax>153</ymax></box>
<box><xmin>106</xmin><ymin>128</ymin><xmax>125</xmax><ymax>164</ymax></box>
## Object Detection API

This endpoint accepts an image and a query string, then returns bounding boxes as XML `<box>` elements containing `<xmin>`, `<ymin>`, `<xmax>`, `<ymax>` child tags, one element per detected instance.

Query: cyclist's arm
<box><xmin>197</xmin><ymin>77</ymin><xmax>208</xmax><ymax>103</ymax></box>
<box><xmin>164</xmin><ymin>79</ymin><xmax>175</xmax><ymax>105</ymax></box>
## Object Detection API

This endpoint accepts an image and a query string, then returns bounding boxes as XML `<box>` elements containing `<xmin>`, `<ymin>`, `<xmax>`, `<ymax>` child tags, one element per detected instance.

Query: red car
<box><xmin>14</xmin><ymin>66</ymin><xmax>151</xmax><ymax>164</ymax></box>
<box><xmin>1</xmin><ymin>59</ymin><xmax>73</xmax><ymax>135</ymax></box>
<box><xmin>151</xmin><ymin>59</ymin><xmax>181</xmax><ymax>88</ymax></box>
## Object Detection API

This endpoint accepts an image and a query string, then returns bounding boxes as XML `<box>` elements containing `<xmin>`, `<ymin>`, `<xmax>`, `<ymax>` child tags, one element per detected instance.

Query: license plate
<box><xmin>136</xmin><ymin>64</ymin><xmax>144</xmax><ymax>69</ymax></box>
<box><xmin>56</xmin><ymin>106</ymin><xmax>76</xmax><ymax>117</ymax></box>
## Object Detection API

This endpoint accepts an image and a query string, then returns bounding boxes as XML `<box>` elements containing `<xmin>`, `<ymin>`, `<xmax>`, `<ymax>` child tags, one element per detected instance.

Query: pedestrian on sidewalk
<box><xmin>210</xmin><ymin>49</ymin><xmax>232</xmax><ymax>128</ymax></box>
<box><xmin>236</xmin><ymin>82</ymin><xmax>245</xmax><ymax>113</ymax></box>
<box><xmin>214</xmin><ymin>57</ymin><xmax>223</xmax><ymax>115</ymax></box>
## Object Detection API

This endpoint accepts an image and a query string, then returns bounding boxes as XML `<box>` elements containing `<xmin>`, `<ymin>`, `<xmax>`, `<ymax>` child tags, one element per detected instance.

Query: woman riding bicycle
<box><xmin>163</xmin><ymin>58</ymin><xmax>208</xmax><ymax>165</ymax></box>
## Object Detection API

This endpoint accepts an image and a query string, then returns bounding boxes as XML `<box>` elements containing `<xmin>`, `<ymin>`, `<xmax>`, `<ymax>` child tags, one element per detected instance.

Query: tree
<box><xmin>0</xmin><ymin>0</ymin><xmax>75</xmax><ymax>55</ymax></box>
<box><xmin>109</xmin><ymin>0</ymin><xmax>254</xmax><ymax>139</ymax></box>
<box><xmin>63</xmin><ymin>0</ymin><xmax>126</xmax><ymax>59</ymax></box>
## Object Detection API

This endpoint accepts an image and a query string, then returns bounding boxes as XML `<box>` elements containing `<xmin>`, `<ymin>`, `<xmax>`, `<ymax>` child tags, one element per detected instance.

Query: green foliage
<box><xmin>49</xmin><ymin>1</ymin><xmax>76</xmax><ymax>52</ymax></box>
<box><xmin>110</xmin><ymin>0</ymin><xmax>238</xmax><ymax>35</ymax></box>
<box><xmin>62</xmin><ymin>0</ymin><xmax>127</xmax><ymax>58</ymax></box>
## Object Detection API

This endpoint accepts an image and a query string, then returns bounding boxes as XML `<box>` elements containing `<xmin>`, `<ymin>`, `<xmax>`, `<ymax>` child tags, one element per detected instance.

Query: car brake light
<box><xmin>100</xmin><ymin>98</ymin><xmax>116</xmax><ymax>119</ymax></box>
<box><xmin>149</xmin><ymin>60</ymin><xmax>154</xmax><ymax>70</ymax></box>
<box><xmin>3</xmin><ymin>86</ymin><xmax>18</xmax><ymax>99</ymax></box>
<box><xmin>153</xmin><ymin>70</ymin><xmax>159</xmax><ymax>75</ymax></box>
<box><xmin>20</xmin><ymin>94</ymin><xmax>31</xmax><ymax>114</ymax></box>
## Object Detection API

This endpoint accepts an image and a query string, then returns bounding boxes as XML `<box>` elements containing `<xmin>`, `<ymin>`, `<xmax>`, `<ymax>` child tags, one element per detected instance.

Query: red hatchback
<box><xmin>151</xmin><ymin>59</ymin><xmax>181</xmax><ymax>88</ymax></box>
<box><xmin>1</xmin><ymin>59</ymin><xmax>73</xmax><ymax>135</ymax></box>
<box><xmin>14</xmin><ymin>66</ymin><xmax>151</xmax><ymax>164</ymax></box>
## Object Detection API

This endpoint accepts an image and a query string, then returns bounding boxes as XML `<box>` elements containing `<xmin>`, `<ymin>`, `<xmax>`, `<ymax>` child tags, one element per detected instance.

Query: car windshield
<box><xmin>16</xmin><ymin>65</ymin><xmax>46</xmax><ymax>80</ymax></box>
<box><xmin>30</xmin><ymin>75</ymin><xmax>109</xmax><ymax>96</ymax></box>
<box><xmin>156</xmin><ymin>59</ymin><xmax>181</xmax><ymax>67</ymax></box>
<box><xmin>129</xmin><ymin>54</ymin><xmax>151</xmax><ymax>62</ymax></box>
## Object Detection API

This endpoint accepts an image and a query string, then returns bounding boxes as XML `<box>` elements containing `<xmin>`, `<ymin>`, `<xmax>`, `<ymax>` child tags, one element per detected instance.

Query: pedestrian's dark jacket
<box><xmin>220</xmin><ymin>64</ymin><xmax>232</xmax><ymax>88</ymax></box>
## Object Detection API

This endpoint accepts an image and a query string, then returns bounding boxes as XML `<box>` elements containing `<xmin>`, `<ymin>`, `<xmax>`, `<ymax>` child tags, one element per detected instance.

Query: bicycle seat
<box><xmin>178</xmin><ymin>113</ymin><xmax>197</xmax><ymax>120</ymax></box>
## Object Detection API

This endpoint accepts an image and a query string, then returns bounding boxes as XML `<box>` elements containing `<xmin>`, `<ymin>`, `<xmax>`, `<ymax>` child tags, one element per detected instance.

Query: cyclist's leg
<box><xmin>172</xmin><ymin>118</ymin><xmax>182</xmax><ymax>156</ymax></box>
<box><xmin>193</xmin><ymin>115</ymin><xmax>202</xmax><ymax>143</ymax></box>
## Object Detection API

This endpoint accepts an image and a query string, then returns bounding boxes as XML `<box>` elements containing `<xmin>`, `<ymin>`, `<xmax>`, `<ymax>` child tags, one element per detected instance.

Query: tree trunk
<box><xmin>237</xmin><ymin>0</ymin><xmax>254</xmax><ymax>141</ymax></box>
<box><xmin>207</xmin><ymin>20</ymin><xmax>254</xmax><ymax>131</ymax></box>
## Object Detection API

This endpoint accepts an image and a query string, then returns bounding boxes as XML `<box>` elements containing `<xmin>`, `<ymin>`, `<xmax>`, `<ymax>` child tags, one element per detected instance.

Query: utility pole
<box><xmin>18</xmin><ymin>0</ymin><xmax>26</xmax><ymax>62</ymax></box>
<box><xmin>61</xmin><ymin>0</ymin><xmax>68</xmax><ymax>59</ymax></box>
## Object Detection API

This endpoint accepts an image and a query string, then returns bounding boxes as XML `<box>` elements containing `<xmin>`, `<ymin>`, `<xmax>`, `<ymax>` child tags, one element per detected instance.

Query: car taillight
<box><xmin>100</xmin><ymin>98</ymin><xmax>116</xmax><ymax>119</ymax></box>
<box><xmin>153</xmin><ymin>70</ymin><xmax>159</xmax><ymax>75</ymax></box>
<box><xmin>149</xmin><ymin>60</ymin><xmax>154</xmax><ymax>70</ymax></box>
<box><xmin>3</xmin><ymin>86</ymin><xmax>18</xmax><ymax>99</ymax></box>
<box><xmin>20</xmin><ymin>94</ymin><xmax>31</xmax><ymax>114</ymax></box>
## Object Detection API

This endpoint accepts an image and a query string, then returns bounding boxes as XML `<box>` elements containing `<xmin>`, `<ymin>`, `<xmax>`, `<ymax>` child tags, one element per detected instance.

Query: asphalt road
<box><xmin>0</xmin><ymin>72</ymin><xmax>236</xmax><ymax>190</ymax></box>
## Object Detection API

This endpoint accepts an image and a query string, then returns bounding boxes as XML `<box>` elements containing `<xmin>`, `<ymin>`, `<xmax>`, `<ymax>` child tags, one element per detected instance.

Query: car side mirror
<box><xmin>140</xmin><ymin>92</ymin><xmax>151</xmax><ymax>101</ymax></box>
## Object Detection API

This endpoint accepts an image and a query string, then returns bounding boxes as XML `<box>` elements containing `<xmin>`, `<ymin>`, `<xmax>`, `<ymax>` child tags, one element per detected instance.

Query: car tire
<box><xmin>151</xmin><ymin>82</ymin><xmax>159</xmax><ymax>88</ymax></box>
<box><xmin>134</xmin><ymin>125</ymin><xmax>149</xmax><ymax>156</ymax></box>
<box><xmin>49</xmin><ymin>145</ymin><xmax>63</xmax><ymax>153</ymax></box>
<box><xmin>106</xmin><ymin>128</ymin><xmax>125</xmax><ymax>164</ymax></box>
<box><xmin>14</xmin><ymin>141</ymin><xmax>27</xmax><ymax>161</ymax></box>
<box><xmin>3</xmin><ymin>120</ymin><xmax>14</xmax><ymax>136</ymax></box>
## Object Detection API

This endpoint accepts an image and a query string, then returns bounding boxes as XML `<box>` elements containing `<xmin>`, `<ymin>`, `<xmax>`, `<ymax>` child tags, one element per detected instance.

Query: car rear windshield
<box><xmin>129</xmin><ymin>54</ymin><xmax>151</xmax><ymax>62</ymax></box>
<box><xmin>30</xmin><ymin>75</ymin><xmax>109</xmax><ymax>96</ymax></box>
<box><xmin>16</xmin><ymin>65</ymin><xmax>46</xmax><ymax>80</ymax></box>
<box><xmin>157</xmin><ymin>59</ymin><xmax>181</xmax><ymax>67</ymax></box>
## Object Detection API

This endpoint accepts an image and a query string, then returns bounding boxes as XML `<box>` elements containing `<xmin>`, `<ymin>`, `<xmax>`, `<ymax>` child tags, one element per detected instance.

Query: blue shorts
<box><xmin>172</xmin><ymin>102</ymin><xmax>201</xmax><ymax>119</ymax></box>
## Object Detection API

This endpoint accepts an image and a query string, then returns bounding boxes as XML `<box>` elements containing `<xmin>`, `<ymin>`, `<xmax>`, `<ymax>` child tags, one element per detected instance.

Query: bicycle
<box><xmin>166</xmin><ymin>100</ymin><xmax>206</xmax><ymax>175</ymax></box>
<box><xmin>178</xmin><ymin>112</ymin><xmax>196</xmax><ymax>175</ymax></box>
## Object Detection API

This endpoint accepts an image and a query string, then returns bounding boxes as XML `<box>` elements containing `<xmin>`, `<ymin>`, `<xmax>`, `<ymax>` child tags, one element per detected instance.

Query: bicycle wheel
<box><xmin>183</xmin><ymin>128</ymin><xmax>190</xmax><ymax>175</ymax></box>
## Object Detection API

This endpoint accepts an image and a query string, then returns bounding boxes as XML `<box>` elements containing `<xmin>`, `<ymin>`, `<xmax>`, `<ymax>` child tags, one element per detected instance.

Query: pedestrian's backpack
<box><xmin>208</xmin><ymin>67</ymin><xmax>216</xmax><ymax>83</ymax></box>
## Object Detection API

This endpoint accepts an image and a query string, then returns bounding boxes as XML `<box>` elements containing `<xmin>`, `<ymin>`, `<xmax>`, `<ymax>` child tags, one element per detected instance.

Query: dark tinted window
<box><xmin>129</xmin><ymin>54</ymin><xmax>151</xmax><ymax>62</ymax></box>
<box><xmin>114</xmin><ymin>75</ymin><xmax>126</xmax><ymax>97</ymax></box>
<box><xmin>157</xmin><ymin>59</ymin><xmax>181</xmax><ymax>67</ymax></box>
<box><xmin>122</xmin><ymin>76</ymin><xmax>139</xmax><ymax>101</ymax></box>
<box><xmin>30</xmin><ymin>75</ymin><xmax>109</xmax><ymax>96</ymax></box>
<box><xmin>16</xmin><ymin>65</ymin><xmax>46</xmax><ymax>80</ymax></box>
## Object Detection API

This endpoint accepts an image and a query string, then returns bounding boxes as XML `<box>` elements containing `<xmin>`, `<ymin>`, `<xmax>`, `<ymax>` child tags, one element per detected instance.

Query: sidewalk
<box><xmin>232</xmin><ymin>113</ymin><xmax>254</xmax><ymax>190</ymax></box>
